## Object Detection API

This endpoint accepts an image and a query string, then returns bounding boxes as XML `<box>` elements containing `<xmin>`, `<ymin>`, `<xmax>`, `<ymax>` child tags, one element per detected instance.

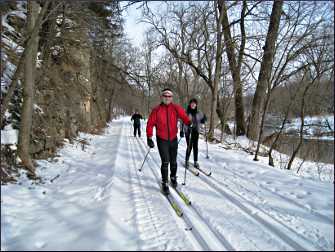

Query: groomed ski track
<box><xmin>121</xmin><ymin>119</ymin><xmax>332</xmax><ymax>250</ymax></box>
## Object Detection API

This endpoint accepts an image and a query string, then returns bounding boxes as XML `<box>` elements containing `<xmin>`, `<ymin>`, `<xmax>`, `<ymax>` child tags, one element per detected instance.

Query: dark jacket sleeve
<box><xmin>180</xmin><ymin>120</ymin><xmax>185</xmax><ymax>132</ymax></box>
<box><xmin>200</xmin><ymin>114</ymin><xmax>207</xmax><ymax>124</ymax></box>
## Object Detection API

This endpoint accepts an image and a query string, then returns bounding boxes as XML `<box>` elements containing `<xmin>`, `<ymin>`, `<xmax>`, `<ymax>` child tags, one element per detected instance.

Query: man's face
<box><xmin>161</xmin><ymin>92</ymin><xmax>173</xmax><ymax>105</ymax></box>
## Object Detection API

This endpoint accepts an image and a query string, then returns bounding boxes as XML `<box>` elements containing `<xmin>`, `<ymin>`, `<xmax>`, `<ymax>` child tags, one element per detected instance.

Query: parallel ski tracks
<box><xmin>129</xmin><ymin>122</ymin><xmax>322</xmax><ymax>250</ymax></box>
<box><xmin>199</xmin><ymin>151</ymin><xmax>333</xmax><ymax>224</ymax></box>
<box><xmin>177</xmin><ymin>143</ymin><xmax>322</xmax><ymax>251</ymax></box>
<box><xmin>126</xmin><ymin>126</ymin><xmax>165</xmax><ymax>249</ymax></box>
<box><xmin>134</xmin><ymin>135</ymin><xmax>232</xmax><ymax>251</ymax></box>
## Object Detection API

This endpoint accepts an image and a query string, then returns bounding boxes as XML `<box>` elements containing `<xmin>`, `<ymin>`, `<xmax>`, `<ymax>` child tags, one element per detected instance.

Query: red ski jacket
<box><xmin>146</xmin><ymin>103</ymin><xmax>191</xmax><ymax>141</ymax></box>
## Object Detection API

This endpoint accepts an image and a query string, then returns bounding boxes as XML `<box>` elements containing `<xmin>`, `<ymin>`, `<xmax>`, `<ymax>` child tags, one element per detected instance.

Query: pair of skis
<box><xmin>162</xmin><ymin>183</ymin><xmax>191</xmax><ymax>217</ymax></box>
<box><xmin>164</xmin><ymin>164</ymin><xmax>211</xmax><ymax>216</ymax></box>
<box><xmin>162</xmin><ymin>164</ymin><xmax>210</xmax><ymax>217</ymax></box>
<box><xmin>185</xmin><ymin>163</ymin><xmax>212</xmax><ymax>177</ymax></box>
<box><xmin>160</xmin><ymin>163</ymin><xmax>211</xmax><ymax>217</ymax></box>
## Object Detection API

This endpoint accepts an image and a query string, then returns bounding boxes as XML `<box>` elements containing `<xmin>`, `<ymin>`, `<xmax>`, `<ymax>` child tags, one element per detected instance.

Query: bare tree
<box><xmin>143</xmin><ymin>32</ymin><xmax>154</xmax><ymax>115</ymax></box>
<box><xmin>287</xmin><ymin>37</ymin><xmax>333</xmax><ymax>170</ymax></box>
<box><xmin>142</xmin><ymin>2</ymin><xmax>226</xmax><ymax>139</ymax></box>
<box><xmin>1</xmin><ymin>0</ymin><xmax>52</xmax><ymax>128</ymax></box>
<box><xmin>252</xmin><ymin>1</ymin><xmax>334</xmax><ymax>162</ymax></box>
<box><xmin>267</xmin><ymin>81</ymin><xmax>300</xmax><ymax>167</ymax></box>
<box><xmin>248</xmin><ymin>0</ymin><xmax>284</xmax><ymax>140</ymax></box>
<box><xmin>218</xmin><ymin>0</ymin><xmax>249</xmax><ymax>136</ymax></box>
<box><xmin>17</xmin><ymin>0</ymin><xmax>45</xmax><ymax>175</ymax></box>
<box><xmin>216</xmin><ymin>69</ymin><xmax>234</xmax><ymax>142</ymax></box>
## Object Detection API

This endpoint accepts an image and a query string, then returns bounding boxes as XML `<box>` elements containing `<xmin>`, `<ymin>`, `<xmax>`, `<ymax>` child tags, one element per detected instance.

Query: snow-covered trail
<box><xmin>176</xmin><ymin>134</ymin><xmax>334</xmax><ymax>250</ymax></box>
<box><xmin>142</xmin><ymin>130</ymin><xmax>333</xmax><ymax>250</ymax></box>
<box><xmin>1</xmin><ymin>117</ymin><xmax>334</xmax><ymax>251</ymax></box>
<box><xmin>131</xmin><ymin>134</ymin><xmax>230</xmax><ymax>250</ymax></box>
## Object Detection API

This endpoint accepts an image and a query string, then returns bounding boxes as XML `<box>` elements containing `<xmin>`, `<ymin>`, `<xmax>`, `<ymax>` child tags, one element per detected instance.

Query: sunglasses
<box><xmin>163</xmin><ymin>95</ymin><xmax>173</xmax><ymax>98</ymax></box>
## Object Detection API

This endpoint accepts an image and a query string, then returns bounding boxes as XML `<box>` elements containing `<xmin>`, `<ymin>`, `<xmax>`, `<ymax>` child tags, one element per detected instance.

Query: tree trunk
<box><xmin>207</xmin><ymin>0</ymin><xmax>224</xmax><ymax>140</ymax></box>
<box><xmin>216</xmin><ymin>95</ymin><xmax>225</xmax><ymax>142</ymax></box>
<box><xmin>208</xmin><ymin>85</ymin><xmax>218</xmax><ymax>140</ymax></box>
<box><xmin>17</xmin><ymin>0</ymin><xmax>40</xmax><ymax>175</ymax></box>
<box><xmin>268</xmin><ymin>107</ymin><xmax>290</xmax><ymax>166</ymax></box>
<box><xmin>1</xmin><ymin>0</ymin><xmax>51</xmax><ymax>128</ymax></box>
<box><xmin>248</xmin><ymin>0</ymin><xmax>283</xmax><ymax>140</ymax></box>
<box><xmin>177</xmin><ymin>60</ymin><xmax>184</xmax><ymax>104</ymax></box>
<box><xmin>268</xmin><ymin>69</ymin><xmax>307</xmax><ymax>166</ymax></box>
<box><xmin>287</xmin><ymin>82</ymin><xmax>313</xmax><ymax>170</ymax></box>
<box><xmin>218</xmin><ymin>0</ymin><xmax>246</xmax><ymax>136</ymax></box>
<box><xmin>253</xmin><ymin>89</ymin><xmax>272</xmax><ymax>161</ymax></box>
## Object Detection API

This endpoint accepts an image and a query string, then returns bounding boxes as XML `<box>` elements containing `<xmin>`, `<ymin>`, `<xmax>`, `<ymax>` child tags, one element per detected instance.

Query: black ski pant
<box><xmin>156</xmin><ymin>137</ymin><xmax>178</xmax><ymax>183</ymax></box>
<box><xmin>185</xmin><ymin>130</ymin><xmax>199</xmax><ymax>163</ymax></box>
<box><xmin>133</xmin><ymin>123</ymin><xmax>141</xmax><ymax>137</ymax></box>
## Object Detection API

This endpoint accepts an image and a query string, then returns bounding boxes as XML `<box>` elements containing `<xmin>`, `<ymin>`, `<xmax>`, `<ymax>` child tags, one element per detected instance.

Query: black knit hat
<box><xmin>189</xmin><ymin>98</ymin><xmax>198</xmax><ymax>104</ymax></box>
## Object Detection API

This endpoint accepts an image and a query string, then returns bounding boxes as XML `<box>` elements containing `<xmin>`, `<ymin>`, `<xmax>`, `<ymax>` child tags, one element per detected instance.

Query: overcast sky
<box><xmin>121</xmin><ymin>2</ymin><xmax>155</xmax><ymax>48</ymax></box>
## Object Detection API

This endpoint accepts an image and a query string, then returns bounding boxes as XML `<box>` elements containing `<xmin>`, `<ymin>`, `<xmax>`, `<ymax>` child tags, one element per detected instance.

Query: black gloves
<box><xmin>180</xmin><ymin>131</ymin><xmax>184</xmax><ymax>138</ymax></box>
<box><xmin>147</xmin><ymin>138</ymin><xmax>155</xmax><ymax>148</ymax></box>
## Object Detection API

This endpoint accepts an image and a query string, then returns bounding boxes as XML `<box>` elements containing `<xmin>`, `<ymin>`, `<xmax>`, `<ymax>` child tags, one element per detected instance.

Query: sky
<box><xmin>120</xmin><ymin>1</ymin><xmax>167</xmax><ymax>65</ymax></box>
<box><xmin>1</xmin><ymin>116</ymin><xmax>333</xmax><ymax>251</ymax></box>
<box><xmin>121</xmin><ymin>2</ymin><xmax>156</xmax><ymax>48</ymax></box>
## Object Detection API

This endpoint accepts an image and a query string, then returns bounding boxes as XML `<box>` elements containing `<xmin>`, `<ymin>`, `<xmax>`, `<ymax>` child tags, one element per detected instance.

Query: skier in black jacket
<box><xmin>131</xmin><ymin>110</ymin><xmax>143</xmax><ymax>137</ymax></box>
<box><xmin>180</xmin><ymin>98</ymin><xmax>207</xmax><ymax>168</ymax></box>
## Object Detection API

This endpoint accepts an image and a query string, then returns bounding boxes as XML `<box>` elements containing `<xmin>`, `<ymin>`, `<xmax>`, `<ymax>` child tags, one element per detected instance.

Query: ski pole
<box><xmin>182</xmin><ymin>129</ymin><xmax>192</xmax><ymax>185</ymax></box>
<box><xmin>139</xmin><ymin>148</ymin><xmax>150</xmax><ymax>172</ymax></box>
<box><xmin>130</xmin><ymin>122</ymin><xmax>133</xmax><ymax>136</ymax></box>
<box><xmin>204</xmin><ymin>123</ymin><xmax>209</xmax><ymax>159</ymax></box>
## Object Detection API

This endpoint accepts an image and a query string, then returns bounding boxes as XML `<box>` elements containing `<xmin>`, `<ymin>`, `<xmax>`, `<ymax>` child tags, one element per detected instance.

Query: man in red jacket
<box><xmin>146</xmin><ymin>88</ymin><xmax>191</xmax><ymax>195</ymax></box>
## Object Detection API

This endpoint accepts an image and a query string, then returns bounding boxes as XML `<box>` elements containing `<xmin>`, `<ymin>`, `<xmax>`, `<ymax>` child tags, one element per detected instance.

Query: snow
<box><xmin>33</xmin><ymin>104</ymin><xmax>44</xmax><ymax>114</ymax></box>
<box><xmin>1</xmin><ymin>52</ymin><xmax>17</xmax><ymax>92</ymax></box>
<box><xmin>16</xmin><ymin>2</ymin><xmax>26</xmax><ymax>11</ymax></box>
<box><xmin>10</xmin><ymin>10</ymin><xmax>26</xmax><ymax>20</ymax></box>
<box><xmin>0</xmin><ymin>51</ymin><xmax>15</xmax><ymax>74</ymax></box>
<box><xmin>1</xmin><ymin>117</ymin><xmax>334</xmax><ymax>251</ymax></box>
<box><xmin>36</xmin><ymin>52</ymin><xmax>43</xmax><ymax>68</ymax></box>
<box><xmin>284</xmin><ymin>114</ymin><xmax>334</xmax><ymax>138</ymax></box>
<box><xmin>1</xmin><ymin>7</ymin><xmax>26</xmax><ymax>51</ymax></box>
<box><xmin>1</xmin><ymin>124</ymin><xmax>18</xmax><ymax>145</ymax></box>
<box><xmin>4</xmin><ymin>60</ymin><xmax>16</xmax><ymax>76</ymax></box>
<box><xmin>50</xmin><ymin>45</ymin><xmax>62</xmax><ymax>56</ymax></box>
<box><xmin>1</xmin><ymin>14</ymin><xmax>15</xmax><ymax>33</ymax></box>
<box><xmin>1</xmin><ymin>34</ymin><xmax>24</xmax><ymax>54</ymax></box>
<box><xmin>228</xmin><ymin>114</ymin><xmax>334</xmax><ymax>141</ymax></box>
<box><xmin>56</xmin><ymin>15</ymin><xmax>63</xmax><ymax>25</ymax></box>
<box><xmin>1</xmin><ymin>5</ymin><xmax>26</xmax><ymax>92</ymax></box>
<box><xmin>218</xmin><ymin>133</ymin><xmax>334</xmax><ymax>183</ymax></box>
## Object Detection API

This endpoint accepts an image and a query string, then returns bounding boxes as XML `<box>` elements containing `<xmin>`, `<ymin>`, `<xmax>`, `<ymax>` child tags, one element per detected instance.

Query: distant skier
<box><xmin>180</xmin><ymin>98</ymin><xmax>207</xmax><ymax>169</ymax></box>
<box><xmin>146</xmin><ymin>88</ymin><xmax>191</xmax><ymax>195</ymax></box>
<box><xmin>131</xmin><ymin>110</ymin><xmax>143</xmax><ymax>137</ymax></box>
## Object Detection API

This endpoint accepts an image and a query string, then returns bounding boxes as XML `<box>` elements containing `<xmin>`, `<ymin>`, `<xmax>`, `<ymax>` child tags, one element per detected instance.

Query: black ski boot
<box><xmin>161</xmin><ymin>182</ymin><xmax>170</xmax><ymax>195</ymax></box>
<box><xmin>170</xmin><ymin>176</ymin><xmax>177</xmax><ymax>188</ymax></box>
<box><xmin>194</xmin><ymin>161</ymin><xmax>199</xmax><ymax>169</ymax></box>
<box><xmin>185</xmin><ymin>160</ymin><xmax>189</xmax><ymax>168</ymax></box>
